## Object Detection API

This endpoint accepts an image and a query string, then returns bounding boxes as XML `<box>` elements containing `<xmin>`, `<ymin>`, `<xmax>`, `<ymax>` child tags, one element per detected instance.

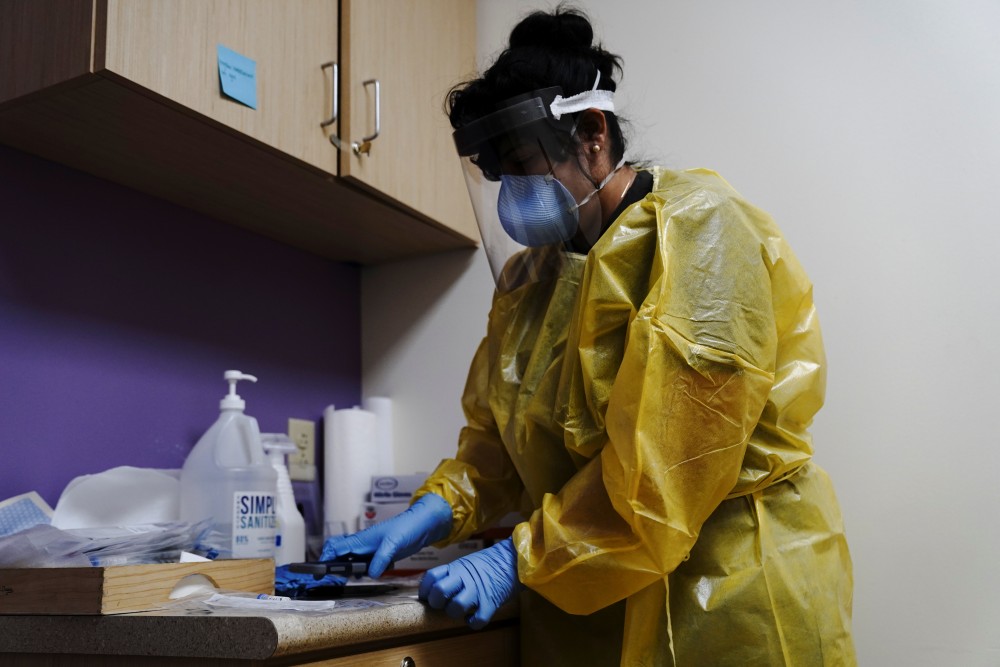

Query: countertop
<box><xmin>0</xmin><ymin>585</ymin><xmax>519</xmax><ymax>662</ymax></box>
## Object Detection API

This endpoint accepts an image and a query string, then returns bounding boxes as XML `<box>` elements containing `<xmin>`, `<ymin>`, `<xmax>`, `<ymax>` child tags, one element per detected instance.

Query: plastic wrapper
<box><xmin>0</xmin><ymin>492</ymin><xmax>53</xmax><ymax>537</ymax></box>
<box><xmin>164</xmin><ymin>585</ymin><xmax>415</xmax><ymax>616</ymax></box>
<box><xmin>0</xmin><ymin>520</ymin><xmax>212</xmax><ymax>568</ymax></box>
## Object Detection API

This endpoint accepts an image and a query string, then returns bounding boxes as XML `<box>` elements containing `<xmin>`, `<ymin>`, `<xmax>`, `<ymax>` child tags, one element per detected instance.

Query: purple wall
<box><xmin>0</xmin><ymin>145</ymin><xmax>361</xmax><ymax>507</ymax></box>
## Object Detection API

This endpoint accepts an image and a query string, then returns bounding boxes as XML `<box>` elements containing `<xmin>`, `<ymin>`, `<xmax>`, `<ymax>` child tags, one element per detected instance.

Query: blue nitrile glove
<box><xmin>274</xmin><ymin>564</ymin><xmax>346</xmax><ymax>597</ymax></box>
<box><xmin>418</xmin><ymin>537</ymin><xmax>521</xmax><ymax>630</ymax></box>
<box><xmin>321</xmin><ymin>493</ymin><xmax>453</xmax><ymax>578</ymax></box>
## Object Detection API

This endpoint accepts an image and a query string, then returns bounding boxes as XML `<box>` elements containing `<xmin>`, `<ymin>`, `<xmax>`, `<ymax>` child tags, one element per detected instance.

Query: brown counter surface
<box><xmin>0</xmin><ymin>586</ymin><xmax>519</xmax><ymax>662</ymax></box>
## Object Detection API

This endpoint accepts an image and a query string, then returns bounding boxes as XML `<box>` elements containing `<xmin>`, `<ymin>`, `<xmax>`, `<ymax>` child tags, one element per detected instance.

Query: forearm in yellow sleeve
<box><xmin>414</xmin><ymin>336</ymin><xmax>525</xmax><ymax>544</ymax></box>
<box><xmin>515</xmin><ymin>334</ymin><xmax>773</xmax><ymax>615</ymax></box>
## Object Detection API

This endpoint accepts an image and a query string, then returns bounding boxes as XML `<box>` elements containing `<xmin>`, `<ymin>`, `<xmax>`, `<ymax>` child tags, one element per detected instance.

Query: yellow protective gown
<box><xmin>415</xmin><ymin>167</ymin><xmax>856</xmax><ymax>666</ymax></box>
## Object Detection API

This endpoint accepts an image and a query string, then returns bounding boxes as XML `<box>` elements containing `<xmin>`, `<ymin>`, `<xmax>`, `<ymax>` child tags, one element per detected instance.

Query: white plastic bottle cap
<box><xmin>220</xmin><ymin>370</ymin><xmax>257</xmax><ymax>410</ymax></box>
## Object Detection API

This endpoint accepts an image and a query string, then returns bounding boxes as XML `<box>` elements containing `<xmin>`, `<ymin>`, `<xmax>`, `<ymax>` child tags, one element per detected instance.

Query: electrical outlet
<box><xmin>287</xmin><ymin>418</ymin><xmax>316</xmax><ymax>481</ymax></box>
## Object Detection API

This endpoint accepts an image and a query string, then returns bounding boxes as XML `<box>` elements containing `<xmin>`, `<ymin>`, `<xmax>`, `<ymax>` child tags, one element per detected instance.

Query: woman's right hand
<box><xmin>320</xmin><ymin>492</ymin><xmax>453</xmax><ymax>578</ymax></box>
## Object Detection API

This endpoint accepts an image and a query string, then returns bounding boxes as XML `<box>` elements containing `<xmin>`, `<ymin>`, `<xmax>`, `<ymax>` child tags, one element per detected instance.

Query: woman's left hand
<box><xmin>418</xmin><ymin>537</ymin><xmax>521</xmax><ymax>629</ymax></box>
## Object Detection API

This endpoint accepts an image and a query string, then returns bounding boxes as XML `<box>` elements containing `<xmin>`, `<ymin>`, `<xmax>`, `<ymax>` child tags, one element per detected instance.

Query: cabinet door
<box><xmin>102</xmin><ymin>0</ymin><xmax>339</xmax><ymax>175</ymax></box>
<box><xmin>340</xmin><ymin>0</ymin><xmax>478</xmax><ymax>241</ymax></box>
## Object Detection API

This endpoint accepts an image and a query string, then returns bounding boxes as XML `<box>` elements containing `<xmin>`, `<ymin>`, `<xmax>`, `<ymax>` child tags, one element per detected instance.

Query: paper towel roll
<box><xmin>323</xmin><ymin>406</ymin><xmax>378</xmax><ymax>536</ymax></box>
<box><xmin>362</xmin><ymin>396</ymin><xmax>395</xmax><ymax>476</ymax></box>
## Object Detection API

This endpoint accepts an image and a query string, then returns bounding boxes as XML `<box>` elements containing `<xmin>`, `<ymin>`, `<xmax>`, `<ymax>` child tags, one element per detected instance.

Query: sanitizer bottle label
<box><xmin>232</xmin><ymin>491</ymin><xmax>277</xmax><ymax>558</ymax></box>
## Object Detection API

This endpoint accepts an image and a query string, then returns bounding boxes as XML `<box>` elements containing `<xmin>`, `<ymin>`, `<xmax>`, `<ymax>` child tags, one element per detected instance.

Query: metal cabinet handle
<box><xmin>400</xmin><ymin>657</ymin><xmax>415</xmax><ymax>667</ymax></box>
<box><xmin>352</xmin><ymin>78</ymin><xmax>380</xmax><ymax>156</ymax></box>
<box><xmin>320</xmin><ymin>61</ymin><xmax>343</xmax><ymax>150</ymax></box>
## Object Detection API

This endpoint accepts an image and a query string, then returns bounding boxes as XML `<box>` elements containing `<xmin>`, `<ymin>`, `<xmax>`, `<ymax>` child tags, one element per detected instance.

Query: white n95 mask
<box><xmin>496</xmin><ymin>173</ymin><xmax>580</xmax><ymax>247</ymax></box>
<box><xmin>496</xmin><ymin>156</ymin><xmax>627</xmax><ymax>247</ymax></box>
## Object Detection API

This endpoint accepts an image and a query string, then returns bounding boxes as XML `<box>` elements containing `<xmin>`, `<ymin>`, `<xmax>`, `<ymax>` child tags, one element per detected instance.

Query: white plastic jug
<box><xmin>180</xmin><ymin>371</ymin><xmax>277</xmax><ymax>559</ymax></box>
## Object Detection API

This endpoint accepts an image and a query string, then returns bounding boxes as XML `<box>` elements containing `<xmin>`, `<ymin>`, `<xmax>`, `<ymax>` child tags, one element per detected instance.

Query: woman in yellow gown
<box><xmin>324</xmin><ymin>7</ymin><xmax>856</xmax><ymax>665</ymax></box>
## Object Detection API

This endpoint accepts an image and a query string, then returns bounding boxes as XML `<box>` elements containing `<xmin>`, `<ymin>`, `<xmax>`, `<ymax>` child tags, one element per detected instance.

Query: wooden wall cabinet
<box><xmin>0</xmin><ymin>0</ymin><xmax>478</xmax><ymax>264</ymax></box>
<box><xmin>339</xmin><ymin>0</ymin><xmax>478</xmax><ymax>243</ymax></box>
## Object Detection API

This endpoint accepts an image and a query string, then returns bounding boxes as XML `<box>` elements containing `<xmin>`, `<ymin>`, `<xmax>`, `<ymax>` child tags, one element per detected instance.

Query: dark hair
<box><xmin>447</xmin><ymin>5</ymin><xmax>627</xmax><ymax>163</ymax></box>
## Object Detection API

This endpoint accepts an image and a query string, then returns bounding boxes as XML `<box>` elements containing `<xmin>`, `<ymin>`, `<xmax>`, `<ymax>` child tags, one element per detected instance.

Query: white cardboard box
<box><xmin>369</xmin><ymin>473</ymin><xmax>428</xmax><ymax>504</ymax></box>
<box><xmin>361</xmin><ymin>501</ymin><xmax>411</xmax><ymax>526</ymax></box>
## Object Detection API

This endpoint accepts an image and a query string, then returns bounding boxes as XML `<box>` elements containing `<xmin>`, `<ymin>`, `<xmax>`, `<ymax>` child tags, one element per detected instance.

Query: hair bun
<box><xmin>509</xmin><ymin>8</ymin><xmax>593</xmax><ymax>52</ymax></box>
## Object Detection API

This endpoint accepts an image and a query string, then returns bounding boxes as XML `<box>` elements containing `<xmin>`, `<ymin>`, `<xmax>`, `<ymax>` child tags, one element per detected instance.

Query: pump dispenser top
<box><xmin>221</xmin><ymin>371</ymin><xmax>256</xmax><ymax>411</ymax></box>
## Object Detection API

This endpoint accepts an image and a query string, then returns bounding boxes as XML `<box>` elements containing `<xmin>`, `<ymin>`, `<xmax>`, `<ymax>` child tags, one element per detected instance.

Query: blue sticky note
<box><xmin>217</xmin><ymin>44</ymin><xmax>257</xmax><ymax>109</ymax></box>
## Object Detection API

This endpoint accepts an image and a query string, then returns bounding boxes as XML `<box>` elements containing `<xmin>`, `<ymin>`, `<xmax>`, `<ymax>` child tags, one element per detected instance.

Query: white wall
<box><xmin>363</xmin><ymin>1</ymin><xmax>1000</xmax><ymax>664</ymax></box>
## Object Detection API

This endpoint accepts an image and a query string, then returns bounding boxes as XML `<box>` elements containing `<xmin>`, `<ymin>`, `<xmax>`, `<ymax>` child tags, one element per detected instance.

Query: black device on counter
<box><xmin>287</xmin><ymin>553</ymin><xmax>376</xmax><ymax>578</ymax></box>
<box><xmin>291</xmin><ymin>583</ymin><xmax>399</xmax><ymax>600</ymax></box>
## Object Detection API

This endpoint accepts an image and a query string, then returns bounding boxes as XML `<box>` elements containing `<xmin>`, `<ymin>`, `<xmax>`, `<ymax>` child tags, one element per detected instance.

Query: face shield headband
<box><xmin>452</xmin><ymin>72</ymin><xmax>616</xmax><ymax>161</ymax></box>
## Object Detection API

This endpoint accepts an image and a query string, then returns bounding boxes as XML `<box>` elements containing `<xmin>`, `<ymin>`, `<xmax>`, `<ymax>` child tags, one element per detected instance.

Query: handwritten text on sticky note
<box><xmin>217</xmin><ymin>44</ymin><xmax>257</xmax><ymax>109</ymax></box>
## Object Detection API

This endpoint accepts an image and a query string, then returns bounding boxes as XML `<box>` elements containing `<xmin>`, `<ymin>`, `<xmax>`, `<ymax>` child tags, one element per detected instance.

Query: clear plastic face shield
<box><xmin>453</xmin><ymin>78</ymin><xmax>623</xmax><ymax>290</ymax></box>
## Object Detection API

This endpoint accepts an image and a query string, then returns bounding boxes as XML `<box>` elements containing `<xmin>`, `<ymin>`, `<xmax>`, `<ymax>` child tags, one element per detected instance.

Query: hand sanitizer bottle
<box><xmin>261</xmin><ymin>434</ymin><xmax>307</xmax><ymax>566</ymax></box>
<box><xmin>180</xmin><ymin>371</ymin><xmax>277</xmax><ymax>560</ymax></box>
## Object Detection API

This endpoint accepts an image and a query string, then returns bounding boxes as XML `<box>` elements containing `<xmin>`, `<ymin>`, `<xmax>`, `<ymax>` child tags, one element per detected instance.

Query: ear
<box><xmin>576</xmin><ymin>108</ymin><xmax>609</xmax><ymax>144</ymax></box>
<box><xmin>575</xmin><ymin>108</ymin><xmax>611</xmax><ymax>170</ymax></box>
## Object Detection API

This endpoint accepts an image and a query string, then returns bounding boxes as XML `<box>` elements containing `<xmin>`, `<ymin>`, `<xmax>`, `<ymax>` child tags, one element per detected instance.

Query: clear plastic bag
<box><xmin>0</xmin><ymin>520</ymin><xmax>212</xmax><ymax>567</ymax></box>
<box><xmin>163</xmin><ymin>586</ymin><xmax>416</xmax><ymax>616</ymax></box>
